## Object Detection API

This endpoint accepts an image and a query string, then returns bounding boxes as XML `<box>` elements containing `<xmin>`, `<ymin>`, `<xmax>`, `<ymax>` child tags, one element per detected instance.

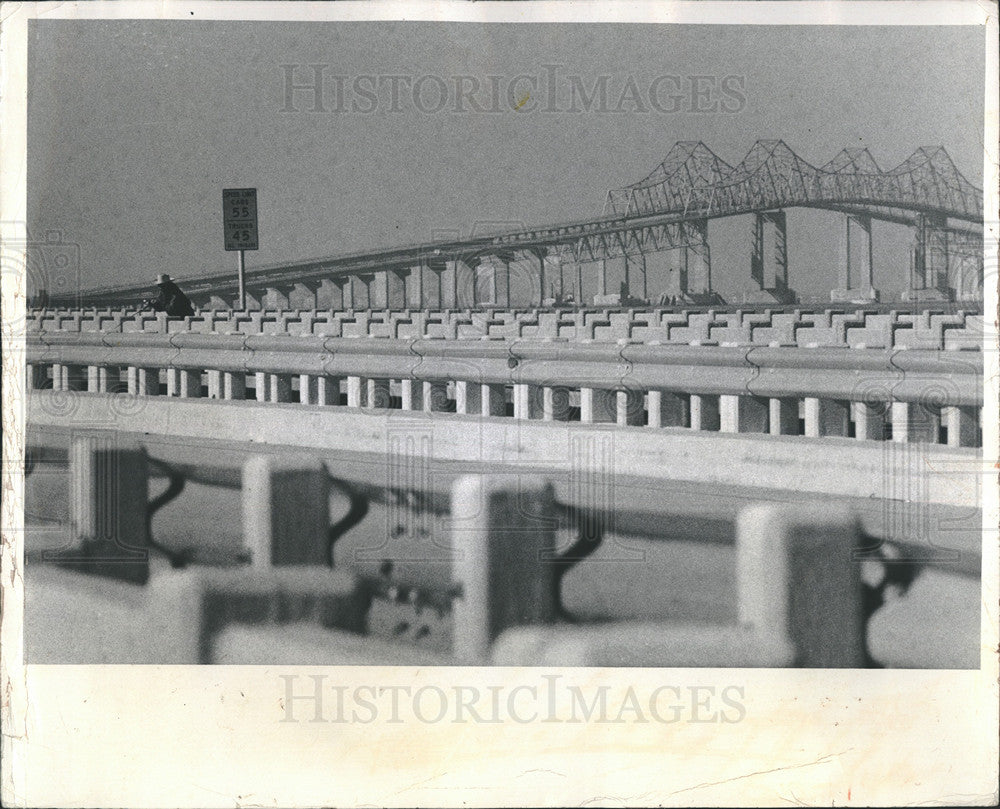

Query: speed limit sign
<box><xmin>223</xmin><ymin>188</ymin><xmax>259</xmax><ymax>251</ymax></box>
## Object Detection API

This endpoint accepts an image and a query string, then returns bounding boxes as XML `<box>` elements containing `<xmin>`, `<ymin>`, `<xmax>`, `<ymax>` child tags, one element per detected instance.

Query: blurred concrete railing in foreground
<box><xmin>26</xmin><ymin>436</ymin><xmax>977</xmax><ymax>667</ymax></box>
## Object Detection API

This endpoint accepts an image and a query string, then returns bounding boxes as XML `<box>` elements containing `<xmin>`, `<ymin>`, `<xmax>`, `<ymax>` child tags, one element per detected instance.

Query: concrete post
<box><xmin>366</xmin><ymin>379</ymin><xmax>392</xmax><ymax>410</ymax></box>
<box><xmin>400</xmin><ymin>379</ymin><xmax>423</xmax><ymax>411</ymax></box>
<box><xmin>944</xmin><ymin>405</ymin><xmax>978</xmax><ymax>448</ymax></box>
<box><xmin>513</xmin><ymin>383</ymin><xmax>541</xmax><ymax>420</ymax></box>
<box><xmin>455</xmin><ymin>380</ymin><xmax>481</xmax><ymax>415</ymax></box>
<box><xmin>127</xmin><ymin>367</ymin><xmax>159</xmax><ymax>396</ymax></box>
<box><xmin>223</xmin><ymin>372</ymin><xmax>247</xmax><ymax>400</ymax></box>
<box><xmin>69</xmin><ymin>435</ymin><xmax>149</xmax><ymax>580</ymax></box>
<box><xmin>720</xmin><ymin>394</ymin><xmax>768</xmax><ymax>433</ymax></box>
<box><xmin>892</xmin><ymin>401</ymin><xmax>940</xmax><ymax>444</ymax></box>
<box><xmin>616</xmin><ymin>389</ymin><xmax>645</xmax><ymax>426</ymax></box>
<box><xmin>300</xmin><ymin>375</ymin><xmax>339</xmax><ymax>406</ymax></box>
<box><xmin>852</xmin><ymin>401</ymin><xmax>887</xmax><ymax>441</ymax></box>
<box><xmin>242</xmin><ymin>455</ymin><xmax>331</xmax><ymax>569</ymax></box>
<box><xmin>481</xmin><ymin>384</ymin><xmax>506</xmax><ymax>417</ymax></box>
<box><xmin>736</xmin><ymin>503</ymin><xmax>867</xmax><ymax>667</ymax></box>
<box><xmin>451</xmin><ymin>475</ymin><xmax>557</xmax><ymax>663</ymax></box>
<box><xmin>769</xmin><ymin>397</ymin><xmax>799</xmax><ymax>436</ymax></box>
<box><xmin>580</xmin><ymin>387</ymin><xmax>615</xmax><ymax>423</ymax></box>
<box><xmin>423</xmin><ymin>381</ymin><xmax>449</xmax><ymax>412</ymax></box>
<box><xmin>27</xmin><ymin>364</ymin><xmax>47</xmax><ymax>390</ymax></box>
<box><xmin>346</xmin><ymin>376</ymin><xmax>365</xmax><ymax>408</ymax></box>
<box><xmin>542</xmin><ymin>386</ymin><xmax>572</xmax><ymax>421</ymax></box>
<box><xmin>646</xmin><ymin>390</ymin><xmax>688</xmax><ymax>428</ymax></box>
<box><xmin>690</xmin><ymin>394</ymin><xmax>721</xmax><ymax>431</ymax></box>
<box><xmin>167</xmin><ymin>369</ymin><xmax>203</xmax><ymax>398</ymax></box>
<box><xmin>803</xmin><ymin>398</ymin><xmax>850</xmax><ymax>437</ymax></box>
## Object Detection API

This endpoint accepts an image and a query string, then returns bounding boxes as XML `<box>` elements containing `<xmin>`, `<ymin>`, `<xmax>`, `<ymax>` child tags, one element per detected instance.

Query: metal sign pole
<box><xmin>238</xmin><ymin>249</ymin><xmax>246</xmax><ymax>311</ymax></box>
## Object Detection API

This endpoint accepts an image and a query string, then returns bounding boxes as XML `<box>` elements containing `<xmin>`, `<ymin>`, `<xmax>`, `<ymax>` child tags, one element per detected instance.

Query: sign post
<box><xmin>223</xmin><ymin>188</ymin><xmax>259</xmax><ymax>310</ymax></box>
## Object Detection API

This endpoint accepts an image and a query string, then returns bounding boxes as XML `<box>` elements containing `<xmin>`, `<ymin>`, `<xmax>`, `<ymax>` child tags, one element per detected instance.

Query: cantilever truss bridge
<box><xmin>56</xmin><ymin>140</ymin><xmax>984</xmax><ymax>307</ymax></box>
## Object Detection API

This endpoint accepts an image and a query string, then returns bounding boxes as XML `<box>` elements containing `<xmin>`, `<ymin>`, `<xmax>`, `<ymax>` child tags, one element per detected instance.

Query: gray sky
<box><xmin>27</xmin><ymin>21</ymin><xmax>985</xmax><ymax>300</ymax></box>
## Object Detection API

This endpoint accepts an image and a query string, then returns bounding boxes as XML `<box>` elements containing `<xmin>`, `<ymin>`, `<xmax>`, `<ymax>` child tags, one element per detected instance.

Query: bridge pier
<box><xmin>382</xmin><ymin>269</ymin><xmax>407</xmax><ymax>310</ymax></box>
<box><xmin>746</xmin><ymin>210</ymin><xmax>796</xmax><ymax>304</ymax></box>
<box><xmin>262</xmin><ymin>286</ymin><xmax>291</xmax><ymax>310</ymax></box>
<box><xmin>904</xmin><ymin>213</ymin><xmax>951</xmax><ymax>302</ymax></box>
<box><xmin>425</xmin><ymin>259</ymin><xmax>446</xmax><ymax>309</ymax></box>
<box><xmin>289</xmin><ymin>283</ymin><xmax>317</xmax><ymax>310</ymax></box>
<box><xmin>831</xmin><ymin>214</ymin><xmax>878</xmax><ymax>303</ymax></box>
<box><xmin>316</xmin><ymin>278</ymin><xmax>347</xmax><ymax>311</ymax></box>
<box><xmin>351</xmin><ymin>274</ymin><xmax>374</xmax><ymax>310</ymax></box>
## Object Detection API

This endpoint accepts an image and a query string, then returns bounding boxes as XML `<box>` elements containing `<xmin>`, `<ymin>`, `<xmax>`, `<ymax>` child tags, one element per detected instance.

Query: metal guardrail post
<box><xmin>736</xmin><ymin>502</ymin><xmax>867</xmax><ymax>667</ymax></box>
<box><xmin>451</xmin><ymin>475</ymin><xmax>557</xmax><ymax>663</ymax></box>
<box><xmin>242</xmin><ymin>455</ymin><xmax>331</xmax><ymax>569</ymax></box>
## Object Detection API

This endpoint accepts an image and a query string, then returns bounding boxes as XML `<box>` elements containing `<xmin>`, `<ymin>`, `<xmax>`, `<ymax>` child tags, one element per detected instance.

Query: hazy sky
<box><xmin>27</xmin><ymin>21</ymin><xmax>985</xmax><ymax>300</ymax></box>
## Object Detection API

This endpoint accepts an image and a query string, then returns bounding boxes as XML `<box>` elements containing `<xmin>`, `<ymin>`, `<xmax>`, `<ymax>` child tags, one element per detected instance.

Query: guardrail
<box><xmin>26</xmin><ymin>306</ymin><xmax>986</xmax><ymax>350</ymax></box>
<box><xmin>25</xmin><ymin>435</ymin><xmax>977</xmax><ymax>666</ymax></box>
<box><xmin>26</xmin><ymin>331</ymin><xmax>983</xmax><ymax>446</ymax></box>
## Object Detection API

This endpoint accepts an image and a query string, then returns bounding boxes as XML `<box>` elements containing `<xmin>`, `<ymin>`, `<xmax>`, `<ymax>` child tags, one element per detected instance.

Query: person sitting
<box><xmin>144</xmin><ymin>274</ymin><xmax>194</xmax><ymax>317</ymax></box>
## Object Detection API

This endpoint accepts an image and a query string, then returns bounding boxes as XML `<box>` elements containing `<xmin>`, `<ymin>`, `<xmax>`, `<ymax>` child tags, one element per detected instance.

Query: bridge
<box><xmin>18</xmin><ymin>139</ymin><xmax>987</xmax><ymax>669</ymax></box>
<box><xmin>47</xmin><ymin>141</ymin><xmax>984</xmax><ymax>310</ymax></box>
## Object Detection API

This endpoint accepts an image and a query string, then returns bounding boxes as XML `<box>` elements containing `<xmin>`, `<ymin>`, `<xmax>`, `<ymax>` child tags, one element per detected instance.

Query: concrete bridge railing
<box><xmin>26</xmin><ymin>331</ymin><xmax>983</xmax><ymax>447</ymax></box>
<box><xmin>27</xmin><ymin>306</ymin><xmax>987</xmax><ymax>350</ymax></box>
<box><xmin>25</xmin><ymin>435</ymin><xmax>977</xmax><ymax>666</ymax></box>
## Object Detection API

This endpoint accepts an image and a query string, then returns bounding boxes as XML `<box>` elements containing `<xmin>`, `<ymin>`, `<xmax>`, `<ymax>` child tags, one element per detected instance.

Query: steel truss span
<box><xmin>47</xmin><ymin>140</ymin><xmax>984</xmax><ymax>308</ymax></box>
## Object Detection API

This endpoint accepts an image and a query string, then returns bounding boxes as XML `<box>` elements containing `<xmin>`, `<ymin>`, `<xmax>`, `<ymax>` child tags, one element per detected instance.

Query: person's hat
<box><xmin>155</xmin><ymin>273</ymin><xmax>172</xmax><ymax>285</ymax></box>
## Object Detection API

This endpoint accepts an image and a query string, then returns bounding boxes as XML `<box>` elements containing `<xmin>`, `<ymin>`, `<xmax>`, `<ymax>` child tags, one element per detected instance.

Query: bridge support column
<box><xmin>426</xmin><ymin>260</ymin><xmax>446</xmax><ymax>309</ymax></box>
<box><xmin>746</xmin><ymin>210</ymin><xmax>795</xmax><ymax>304</ymax></box>
<box><xmin>832</xmin><ymin>214</ymin><xmax>878</xmax><ymax>303</ymax></box>
<box><xmin>407</xmin><ymin>265</ymin><xmax>425</xmax><ymax>309</ymax></box>
<box><xmin>686</xmin><ymin>219</ymin><xmax>712</xmax><ymax>298</ymax></box>
<box><xmin>646</xmin><ymin>391</ymin><xmax>688</xmax><ymax>428</ymax></box>
<box><xmin>720</xmin><ymin>394</ymin><xmax>768</xmax><ymax>434</ymax></box>
<box><xmin>289</xmin><ymin>283</ymin><xmax>317</xmax><ymax>310</ymax></box>
<box><xmin>351</xmin><ymin>274</ymin><xmax>373</xmax><ymax>310</ymax></box>
<box><xmin>804</xmin><ymin>397</ymin><xmax>849</xmax><ymax>437</ymax></box>
<box><xmin>476</xmin><ymin>256</ymin><xmax>504</xmax><ymax>307</ymax></box>
<box><xmin>447</xmin><ymin>260</ymin><xmax>465</xmax><ymax>309</ymax></box>
<box><xmin>904</xmin><ymin>213</ymin><xmax>951</xmax><ymax>302</ymax></box>
<box><xmin>262</xmin><ymin>287</ymin><xmax>291</xmax><ymax>310</ymax></box>
<box><xmin>384</xmin><ymin>270</ymin><xmax>407</xmax><ymax>310</ymax></box>
<box><xmin>543</xmin><ymin>249</ymin><xmax>566</xmax><ymax>305</ymax></box>
<box><xmin>316</xmin><ymin>278</ymin><xmax>346</xmax><ymax>311</ymax></box>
